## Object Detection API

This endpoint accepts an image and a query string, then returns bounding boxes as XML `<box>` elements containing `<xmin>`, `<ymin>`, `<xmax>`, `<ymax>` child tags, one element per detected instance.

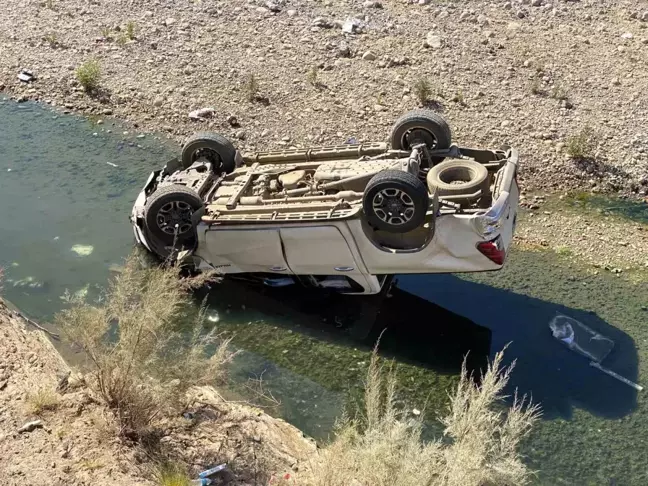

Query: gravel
<box><xmin>0</xmin><ymin>0</ymin><xmax>646</xmax><ymax>266</ymax></box>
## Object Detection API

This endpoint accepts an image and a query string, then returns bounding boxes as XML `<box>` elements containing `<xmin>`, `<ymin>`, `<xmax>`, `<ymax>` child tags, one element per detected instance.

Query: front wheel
<box><xmin>363</xmin><ymin>170</ymin><xmax>429</xmax><ymax>233</ymax></box>
<box><xmin>143</xmin><ymin>184</ymin><xmax>204</xmax><ymax>251</ymax></box>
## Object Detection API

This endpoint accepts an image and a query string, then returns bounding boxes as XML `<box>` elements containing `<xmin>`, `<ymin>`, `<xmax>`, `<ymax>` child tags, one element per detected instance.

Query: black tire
<box><xmin>181</xmin><ymin>132</ymin><xmax>237</xmax><ymax>173</ymax></box>
<box><xmin>390</xmin><ymin>109</ymin><xmax>452</xmax><ymax>164</ymax></box>
<box><xmin>363</xmin><ymin>170</ymin><xmax>429</xmax><ymax>233</ymax></box>
<box><xmin>143</xmin><ymin>184</ymin><xmax>204</xmax><ymax>248</ymax></box>
<box><xmin>426</xmin><ymin>160</ymin><xmax>489</xmax><ymax>199</ymax></box>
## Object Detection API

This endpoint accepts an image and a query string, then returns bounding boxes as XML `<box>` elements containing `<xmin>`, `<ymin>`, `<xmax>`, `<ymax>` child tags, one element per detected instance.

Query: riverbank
<box><xmin>0</xmin><ymin>298</ymin><xmax>316</xmax><ymax>486</ymax></box>
<box><xmin>1</xmin><ymin>0</ymin><xmax>647</xmax><ymax>272</ymax></box>
<box><xmin>1</xmin><ymin>0</ymin><xmax>647</xmax><ymax>197</ymax></box>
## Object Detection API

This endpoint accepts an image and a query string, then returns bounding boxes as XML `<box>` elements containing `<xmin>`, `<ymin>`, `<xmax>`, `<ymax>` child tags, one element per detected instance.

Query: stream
<box><xmin>1</xmin><ymin>98</ymin><xmax>647</xmax><ymax>485</ymax></box>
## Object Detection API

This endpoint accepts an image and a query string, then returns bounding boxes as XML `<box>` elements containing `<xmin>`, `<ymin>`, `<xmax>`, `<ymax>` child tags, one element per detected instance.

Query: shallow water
<box><xmin>1</xmin><ymin>99</ymin><xmax>647</xmax><ymax>485</ymax></box>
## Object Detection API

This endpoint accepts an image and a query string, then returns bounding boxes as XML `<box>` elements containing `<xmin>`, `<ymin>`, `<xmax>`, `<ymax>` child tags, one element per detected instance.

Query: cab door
<box><xmin>198</xmin><ymin>228</ymin><xmax>291</xmax><ymax>274</ymax></box>
<box><xmin>279</xmin><ymin>225</ymin><xmax>363</xmax><ymax>275</ymax></box>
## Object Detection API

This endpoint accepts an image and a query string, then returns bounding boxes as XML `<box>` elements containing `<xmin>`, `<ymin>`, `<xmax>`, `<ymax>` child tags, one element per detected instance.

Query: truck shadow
<box><xmin>207</xmin><ymin>272</ymin><xmax>639</xmax><ymax>422</ymax></box>
<box><xmin>394</xmin><ymin>273</ymin><xmax>639</xmax><ymax>421</ymax></box>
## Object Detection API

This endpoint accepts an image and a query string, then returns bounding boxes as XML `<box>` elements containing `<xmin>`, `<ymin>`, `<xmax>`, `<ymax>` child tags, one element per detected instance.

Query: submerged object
<box><xmin>549</xmin><ymin>313</ymin><xmax>643</xmax><ymax>392</ymax></box>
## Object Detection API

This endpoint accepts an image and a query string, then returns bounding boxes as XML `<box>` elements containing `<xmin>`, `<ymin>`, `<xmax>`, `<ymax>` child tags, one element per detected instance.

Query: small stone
<box><xmin>523</xmin><ymin>59</ymin><xmax>532</xmax><ymax>67</ymax></box>
<box><xmin>621</xmin><ymin>32</ymin><xmax>633</xmax><ymax>39</ymax></box>
<box><xmin>153</xmin><ymin>97</ymin><xmax>164</xmax><ymax>107</ymax></box>
<box><xmin>312</xmin><ymin>17</ymin><xmax>333</xmax><ymax>29</ymax></box>
<box><xmin>164</xmin><ymin>18</ymin><xmax>176</xmax><ymax>26</ymax></box>
<box><xmin>362</xmin><ymin>50</ymin><xmax>377</xmax><ymax>61</ymax></box>
<box><xmin>612</xmin><ymin>78</ymin><xmax>621</xmax><ymax>86</ymax></box>
<box><xmin>235</xmin><ymin>130</ymin><xmax>246</xmax><ymax>140</ymax></box>
<box><xmin>265</xmin><ymin>1</ymin><xmax>281</xmax><ymax>12</ymax></box>
<box><xmin>459</xmin><ymin>11</ymin><xmax>471</xmax><ymax>21</ymax></box>
<box><xmin>503</xmin><ymin>1</ymin><xmax>512</xmax><ymax>8</ymax></box>
<box><xmin>641</xmin><ymin>12</ymin><xmax>648</xmax><ymax>22</ymax></box>
<box><xmin>374</xmin><ymin>104</ymin><xmax>386</xmax><ymax>112</ymax></box>
<box><xmin>363</xmin><ymin>0</ymin><xmax>383</xmax><ymax>8</ymax></box>
<box><xmin>287</xmin><ymin>9</ymin><xmax>297</xmax><ymax>17</ymax></box>
<box><xmin>424</xmin><ymin>32</ymin><xmax>442</xmax><ymax>49</ymax></box>
<box><xmin>531</xmin><ymin>0</ymin><xmax>542</xmax><ymax>6</ymax></box>
<box><xmin>103</xmin><ymin>109</ymin><xmax>113</xmax><ymax>115</ymax></box>
<box><xmin>188</xmin><ymin>107</ymin><xmax>215</xmax><ymax>120</ymax></box>
<box><xmin>477</xmin><ymin>14</ymin><xmax>490</xmax><ymax>26</ymax></box>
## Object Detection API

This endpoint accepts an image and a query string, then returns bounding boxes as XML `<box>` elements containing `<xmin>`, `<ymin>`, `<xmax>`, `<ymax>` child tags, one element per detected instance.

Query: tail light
<box><xmin>477</xmin><ymin>235</ymin><xmax>506</xmax><ymax>265</ymax></box>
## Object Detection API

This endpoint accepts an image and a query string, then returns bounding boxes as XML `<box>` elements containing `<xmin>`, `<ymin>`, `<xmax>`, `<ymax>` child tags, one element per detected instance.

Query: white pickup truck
<box><xmin>130</xmin><ymin>110</ymin><xmax>520</xmax><ymax>295</ymax></box>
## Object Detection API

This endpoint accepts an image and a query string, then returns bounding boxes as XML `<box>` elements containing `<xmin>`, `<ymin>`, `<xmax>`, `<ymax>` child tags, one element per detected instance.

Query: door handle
<box><xmin>270</xmin><ymin>266</ymin><xmax>287</xmax><ymax>272</ymax></box>
<box><xmin>335</xmin><ymin>266</ymin><xmax>354</xmax><ymax>272</ymax></box>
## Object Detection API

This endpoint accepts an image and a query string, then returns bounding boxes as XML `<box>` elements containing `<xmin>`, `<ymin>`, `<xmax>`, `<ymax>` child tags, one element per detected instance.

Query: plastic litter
<box><xmin>191</xmin><ymin>464</ymin><xmax>227</xmax><ymax>485</ymax></box>
<box><xmin>18</xmin><ymin>69</ymin><xmax>35</xmax><ymax>83</ymax></box>
<box><xmin>549</xmin><ymin>313</ymin><xmax>643</xmax><ymax>392</ymax></box>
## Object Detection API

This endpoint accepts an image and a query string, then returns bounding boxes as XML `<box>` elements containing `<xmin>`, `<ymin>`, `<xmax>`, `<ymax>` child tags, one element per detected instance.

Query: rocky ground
<box><xmin>1</xmin><ymin>0</ymin><xmax>647</xmax><ymax>196</ymax></box>
<box><xmin>0</xmin><ymin>0</ymin><xmax>646</xmax><ymax>267</ymax></box>
<box><xmin>0</xmin><ymin>298</ymin><xmax>316</xmax><ymax>486</ymax></box>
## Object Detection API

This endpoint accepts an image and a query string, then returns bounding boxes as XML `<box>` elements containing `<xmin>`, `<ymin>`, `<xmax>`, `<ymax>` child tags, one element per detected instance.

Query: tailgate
<box><xmin>470</xmin><ymin>149</ymin><xmax>520</xmax><ymax>245</ymax></box>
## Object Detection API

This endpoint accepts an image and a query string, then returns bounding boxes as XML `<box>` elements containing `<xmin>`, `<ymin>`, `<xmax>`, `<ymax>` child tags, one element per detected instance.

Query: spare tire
<box><xmin>143</xmin><ymin>184</ymin><xmax>204</xmax><ymax>249</ymax></box>
<box><xmin>390</xmin><ymin>109</ymin><xmax>452</xmax><ymax>164</ymax></box>
<box><xmin>181</xmin><ymin>132</ymin><xmax>237</xmax><ymax>174</ymax></box>
<box><xmin>426</xmin><ymin>159</ymin><xmax>489</xmax><ymax>202</ymax></box>
<box><xmin>363</xmin><ymin>170</ymin><xmax>429</xmax><ymax>233</ymax></box>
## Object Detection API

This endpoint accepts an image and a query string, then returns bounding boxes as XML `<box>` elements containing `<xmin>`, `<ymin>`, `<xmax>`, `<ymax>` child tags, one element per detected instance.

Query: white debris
<box><xmin>71</xmin><ymin>244</ymin><xmax>94</xmax><ymax>257</ymax></box>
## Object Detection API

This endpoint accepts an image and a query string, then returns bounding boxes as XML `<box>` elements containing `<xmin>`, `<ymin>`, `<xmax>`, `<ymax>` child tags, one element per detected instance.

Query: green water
<box><xmin>1</xmin><ymin>98</ymin><xmax>648</xmax><ymax>485</ymax></box>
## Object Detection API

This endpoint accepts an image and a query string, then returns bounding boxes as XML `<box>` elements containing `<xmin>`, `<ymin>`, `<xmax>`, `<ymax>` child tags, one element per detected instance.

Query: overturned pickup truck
<box><xmin>130</xmin><ymin>110</ymin><xmax>520</xmax><ymax>295</ymax></box>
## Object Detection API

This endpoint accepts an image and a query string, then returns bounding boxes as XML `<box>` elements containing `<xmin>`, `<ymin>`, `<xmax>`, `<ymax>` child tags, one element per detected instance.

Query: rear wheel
<box><xmin>363</xmin><ymin>170</ymin><xmax>429</xmax><ymax>233</ymax></box>
<box><xmin>181</xmin><ymin>132</ymin><xmax>237</xmax><ymax>174</ymax></box>
<box><xmin>143</xmin><ymin>184</ymin><xmax>204</xmax><ymax>250</ymax></box>
<box><xmin>390</xmin><ymin>109</ymin><xmax>452</xmax><ymax>164</ymax></box>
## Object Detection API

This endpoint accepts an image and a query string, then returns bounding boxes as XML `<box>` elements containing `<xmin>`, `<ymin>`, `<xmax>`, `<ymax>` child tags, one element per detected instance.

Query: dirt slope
<box><xmin>0</xmin><ymin>298</ymin><xmax>316</xmax><ymax>486</ymax></box>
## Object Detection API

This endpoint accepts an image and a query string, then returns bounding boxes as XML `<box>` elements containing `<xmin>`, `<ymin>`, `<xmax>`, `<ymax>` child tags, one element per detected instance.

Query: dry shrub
<box><xmin>299</xmin><ymin>345</ymin><xmax>540</xmax><ymax>486</ymax></box>
<box><xmin>55</xmin><ymin>253</ymin><xmax>234</xmax><ymax>441</ymax></box>
<box><xmin>26</xmin><ymin>387</ymin><xmax>60</xmax><ymax>415</ymax></box>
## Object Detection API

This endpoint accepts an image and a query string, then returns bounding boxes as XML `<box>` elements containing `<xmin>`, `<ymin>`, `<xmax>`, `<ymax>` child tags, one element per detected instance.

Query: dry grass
<box><xmin>26</xmin><ymin>388</ymin><xmax>60</xmax><ymax>415</ymax></box>
<box><xmin>154</xmin><ymin>462</ymin><xmax>192</xmax><ymax>486</ymax></box>
<box><xmin>55</xmin><ymin>252</ymin><xmax>234</xmax><ymax>442</ymax></box>
<box><xmin>75</xmin><ymin>59</ymin><xmax>101</xmax><ymax>93</ymax></box>
<box><xmin>245</xmin><ymin>73</ymin><xmax>260</xmax><ymax>102</ymax></box>
<box><xmin>296</xmin><ymin>345</ymin><xmax>540</xmax><ymax>486</ymax></box>
<box><xmin>414</xmin><ymin>78</ymin><xmax>433</xmax><ymax>105</ymax></box>
<box><xmin>567</xmin><ymin>126</ymin><xmax>596</xmax><ymax>161</ymax></box>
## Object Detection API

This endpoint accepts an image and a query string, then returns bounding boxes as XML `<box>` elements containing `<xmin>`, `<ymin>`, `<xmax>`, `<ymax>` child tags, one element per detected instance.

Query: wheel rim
<box><xmin>400</xmin><ymin>128</ymin><xmax>438</xmax><ymax>150</ymax></box>
<box><xmin>372</xmin><ymin>188</ymin><xmax>416</xmax><ymax>226</ymax></box>
<box><xmin>156</xmin><ymin>201</ymin><xmax>195</xmax><ymax>236</ymax></box>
